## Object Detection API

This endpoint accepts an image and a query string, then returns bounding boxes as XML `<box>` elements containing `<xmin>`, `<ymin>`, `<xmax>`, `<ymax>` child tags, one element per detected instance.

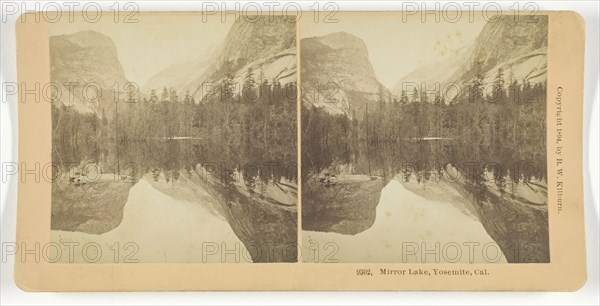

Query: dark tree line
<box><xmin>302</xmin><ymin>68</ymin><xmax>547</xmax><ymax>188</ymax></box>
<box><xmin>52</xmin><ymin>67</ymin><xmax>298</xmax><ymax>186</ymax></box>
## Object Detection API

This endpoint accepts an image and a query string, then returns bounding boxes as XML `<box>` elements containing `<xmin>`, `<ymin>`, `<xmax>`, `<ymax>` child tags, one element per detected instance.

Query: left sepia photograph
<box><xmin>48</xmin><ymin>13</ymin><xmax>299</xmax><ymax>263</ymax></box>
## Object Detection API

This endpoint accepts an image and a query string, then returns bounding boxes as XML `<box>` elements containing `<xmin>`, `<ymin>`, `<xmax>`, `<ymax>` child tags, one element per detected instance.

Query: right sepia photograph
<box><xmin>300</xmin><ymin>13</ymin><xmax>549</xmax><ymax>263</ymax></box>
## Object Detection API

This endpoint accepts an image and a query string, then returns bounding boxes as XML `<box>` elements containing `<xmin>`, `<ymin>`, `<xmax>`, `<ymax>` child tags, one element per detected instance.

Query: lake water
<box><xmin>51</xmin><ymin>138</ymin><xmax>298</xmax><ymax>263</ymax></box>
<box><xmin>301</xmin><ymin>138</ymin><xmax>549</xmax><ymax>263</ymax></box>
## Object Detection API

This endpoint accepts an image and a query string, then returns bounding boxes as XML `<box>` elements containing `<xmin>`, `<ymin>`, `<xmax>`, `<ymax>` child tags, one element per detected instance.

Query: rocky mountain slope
<box><xmin>51</xmin><ymin>16</ymin><xmax>298</xmax><ymax>112</ymax></box>
<box><xmin>50</xmin><ymin>30</ymin><xmax>130</xmax><ymax>114</ymax></box>
<box><xmin>142</xmin><ymin>48</ymin><xmax>216</xmax><ymax>95</ymax></box>
<box><xmin>460</xmin><ymin>15</ymin><xmax>548</xmax><ymax>82</ymax></box>
<box><xmin>301</xmin><ymin>32</ymin><xmax>390</xmax><ymax>116</ymax></box>
<box><xmin>144</xmin><ymin>16</ymin><xmax>297</xmax><ymax>101</ymax></box>
<box><xmin>393</xmin><ymin>15</ymin><xmax>548</xmax><ymax>100</ymax></box>
<box><xmin>392</xmin><ymin>43</ymin><xmax>473</xmax><ymax>96</ymax></box>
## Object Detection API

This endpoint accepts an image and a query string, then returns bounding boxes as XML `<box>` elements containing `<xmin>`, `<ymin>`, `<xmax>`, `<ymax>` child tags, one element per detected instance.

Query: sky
<box><xmin>49</xmin><ymin>13</ymin><xmax>234</xmax><ymax>86</ymax></box>
<box><xmin>301</xmin><ymin>13</ymin><xmax>487</xmax><ymax>88</ymax></box>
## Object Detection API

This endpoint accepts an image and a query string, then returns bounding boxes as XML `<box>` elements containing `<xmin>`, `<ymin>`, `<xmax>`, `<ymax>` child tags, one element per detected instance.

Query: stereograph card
<box><xmin>13</xmin><ymin>10</ymin><xmax>586</xmax><ymax>291</ymax></box>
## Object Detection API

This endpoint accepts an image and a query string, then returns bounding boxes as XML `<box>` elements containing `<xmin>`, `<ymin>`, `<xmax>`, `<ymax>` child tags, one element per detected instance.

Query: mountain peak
<box><xmin>392</xmin><ymin>15</ymin><xmax>548</xmax><ymax>101</ymax></box>
<box><xmin>144</xmin><ymin>16</ymin><xmax>297</xmax><ymax>100</ymax></box>
<box><xmin>463</xmin><ymin>15</ymin><xmax>548</xmax><ymax>80</ymax></box>
<box><xmin>321</xmin><ymin>31</ymin><xmax>359</xmax><ymax>40</ymax></box>
<box><xmin>311</xmin><ymin>31</ymin><xmax>369</xmax><ymax>55</ymax></box>
<box><xmin>218</xmin><ymin>16</ymin><xmax>296</xmax><ymax>73</ymax></box>
<box><xmin>301</xmin><ymin>32</ymin><xmax>389</xmax><ymax>116</ymax></box>
<box><xmin>50</xmin><ymin>30</ymin><xmax>129</xmax><ymax>113</ymax></box>
<box><xmin>57</xmin><ymin>30</ymin><xmax>116</xmax><ymax>50</ymax></box>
